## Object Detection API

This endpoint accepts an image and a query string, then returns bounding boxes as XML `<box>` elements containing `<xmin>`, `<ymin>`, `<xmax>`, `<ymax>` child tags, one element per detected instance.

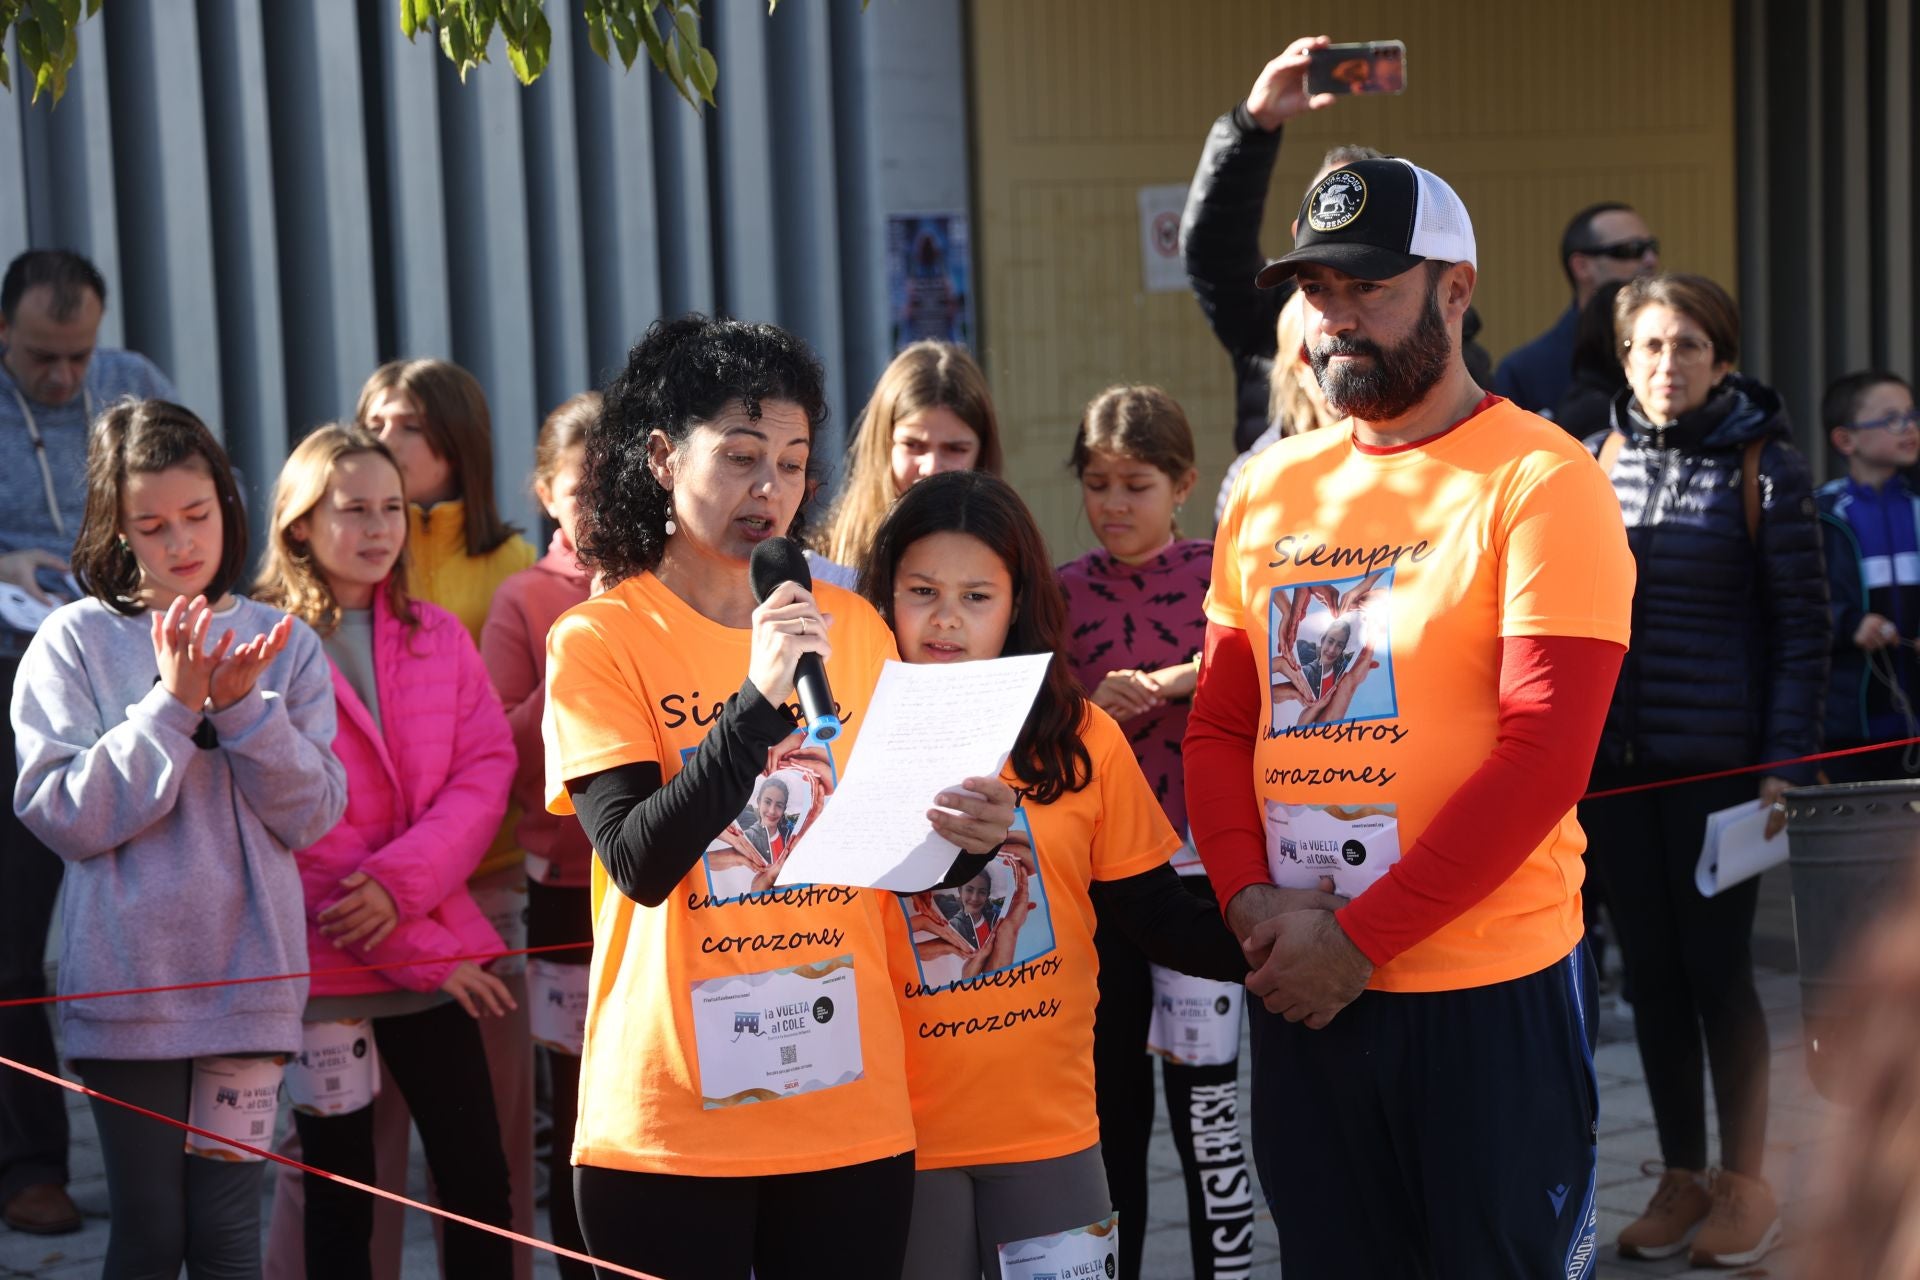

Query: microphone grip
<box><xmin>793</xmin><ymin>653</ymin><xmax>840</xmax><ymax>743</ymax></box>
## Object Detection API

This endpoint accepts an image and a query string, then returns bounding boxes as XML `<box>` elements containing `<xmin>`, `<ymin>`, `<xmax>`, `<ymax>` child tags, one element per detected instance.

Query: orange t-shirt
<box><xmin>543</xmin><ymin>571</ymin><xmax>915</xmax><ymax>1176</ymax></box>
<box><xmin>887</xmin><ymin>705</ymin><xmax>1179</xmax><ymax>1169</ymax></box>
<box><xmin>1207</xmin><ymin>398</ymin><xmax>1634</xmax><ymax>993</ymax></box>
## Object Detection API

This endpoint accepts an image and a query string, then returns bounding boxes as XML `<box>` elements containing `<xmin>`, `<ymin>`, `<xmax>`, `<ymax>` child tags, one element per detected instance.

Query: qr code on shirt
<box><xmin>780</xmin><ymin>1044</ymin><xmax>798</xmax><ymax>1066</ymax></box>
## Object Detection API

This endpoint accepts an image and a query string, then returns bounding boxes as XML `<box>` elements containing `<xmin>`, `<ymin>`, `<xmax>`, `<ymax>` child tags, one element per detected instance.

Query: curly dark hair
<box><xmin>578</xmin><ymin>314</ymin><xmax>830</xmax><ymax>586</ymax></box>
<box><xmin>858</xmin><ymin>470</ymin><xmax>1092</xmax><ymax>805</ymax></box>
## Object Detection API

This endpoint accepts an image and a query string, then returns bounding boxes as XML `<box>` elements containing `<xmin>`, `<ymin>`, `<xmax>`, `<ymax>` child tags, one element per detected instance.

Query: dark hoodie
<box><xmin>1587</xmin><ymin>373</ymin><xmax>1830</xmax><ymax>780</ymax></box>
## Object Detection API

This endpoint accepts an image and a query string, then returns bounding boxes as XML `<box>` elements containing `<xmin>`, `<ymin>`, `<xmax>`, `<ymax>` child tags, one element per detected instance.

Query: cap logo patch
<box><xmin>1307</xmin><ymin>170</ymin><xmax>1367</xmax><ymax>233</ymax></box>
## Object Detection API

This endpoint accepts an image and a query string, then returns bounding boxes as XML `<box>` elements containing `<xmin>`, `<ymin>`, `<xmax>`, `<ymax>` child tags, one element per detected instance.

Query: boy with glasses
<box><xmin>1816</xmin><ymin>371</ymin><xmax>1920</xmax><ymax>781</ymax></box>
<box><xmin>1495</xmin><ymin>202</ymin><xmax>1660</xmax><ymax>413</ymax></box>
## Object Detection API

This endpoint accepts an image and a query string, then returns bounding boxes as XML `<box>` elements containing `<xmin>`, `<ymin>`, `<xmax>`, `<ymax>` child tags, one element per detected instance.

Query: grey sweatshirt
<box><xmin>12</xmin><ymin>595</ymin><xmax>347</xmax><ymax>1061</ymax></box>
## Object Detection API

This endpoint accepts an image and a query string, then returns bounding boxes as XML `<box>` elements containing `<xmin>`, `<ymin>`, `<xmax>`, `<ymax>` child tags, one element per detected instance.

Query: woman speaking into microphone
<box><xmin>541</xmin><ymin>315</ymin><xmax>1016</xmax><ymax>1280</ymax></box>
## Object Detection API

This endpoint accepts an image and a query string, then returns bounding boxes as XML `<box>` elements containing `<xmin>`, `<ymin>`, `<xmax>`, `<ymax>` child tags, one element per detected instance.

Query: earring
<box><xmin>664</xmin><ymin>502</ymin><xmax>678</xmax><ymax>538</ymax></box>
<box><xmin>117</xmin><ymin>534</ymin><xmax>131</xmax><ymax>551</ymax></box>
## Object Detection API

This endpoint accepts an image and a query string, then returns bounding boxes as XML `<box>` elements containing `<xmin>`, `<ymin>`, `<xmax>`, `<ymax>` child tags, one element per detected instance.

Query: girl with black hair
<box><xmin>541</xmin><ymin>315</ymin><xmax>1016</xmax><ymax>1279</ymax></box>
<box><xmin>860</xmin><ymin>470</ymin><xmax>1263</xmax><ymax>1280</ymax></box>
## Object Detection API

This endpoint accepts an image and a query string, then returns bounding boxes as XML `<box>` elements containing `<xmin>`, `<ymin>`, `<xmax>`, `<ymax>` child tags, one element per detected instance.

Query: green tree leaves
<box><xmin>404</xmin><ymin>0</ymin><xmax>719</xmax><ymax>103</ymax></box>
<box><xmin>2</xmin><ymin>0</ymin><xmax>835</xmax><ymax>107</ymax></box>
<box><xmin>2</xmin><ymin>0</ymin><xmax>100</xmax><ymax>102</ymax></box>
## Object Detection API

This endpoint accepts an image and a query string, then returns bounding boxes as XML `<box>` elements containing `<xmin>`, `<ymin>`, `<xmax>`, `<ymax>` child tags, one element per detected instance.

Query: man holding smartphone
<box><xmin>1189</xmin><ymin>157</ymin><xmax>1635</xmax><ymax>1277</ymax></box>
<box><xmin>1181</xmin><ymin>37</ymin><xmax>1491</xmax><ymax>490</ymax></box>
<box><xmin>1495</xmin><ymin>203</ymin><xmax>1662</xmax><ymax>414</ymax></box>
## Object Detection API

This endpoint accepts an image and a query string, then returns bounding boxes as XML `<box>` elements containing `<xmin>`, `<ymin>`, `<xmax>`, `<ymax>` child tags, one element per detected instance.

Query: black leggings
<box><xmin>528</xmin><ymin>877</ymin><xmax>594</xmax><ymax>1280</ymax></box>
<box><xmin>1093</xmin><ymin>878</ymin><xmax>1254</xmax><ymax>1280</ymax></box>
<box><xmin>293</xmin><ymin>999</ymin><xmax>513</xmax><ymax>1279</ymax></box>
<box><xmin>573</xmin><ymin>1151</ymin><xmax>915</xmax><ymax>1280</ymax></box>
<box><xmin>1581</xmin><ymin>770</ymin><xmax>1769</xmax><ymax>1174</ymax></box>
<box><xmin>71</xmin><ymin>1057</ymin><xmax>266</xmax><ymax>1280</ymax></box>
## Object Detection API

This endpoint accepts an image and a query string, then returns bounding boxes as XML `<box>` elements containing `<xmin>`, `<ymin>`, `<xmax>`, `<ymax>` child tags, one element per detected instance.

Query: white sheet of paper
<box><xmin>1695</xmin><ymin>798</ymin><xmax>1788</xmax><ymax>897</ymax></box>
<box><xmin>773</xmin><ymin>653</ymin><xmax>1050</xmax><ymax>892</ymax></box>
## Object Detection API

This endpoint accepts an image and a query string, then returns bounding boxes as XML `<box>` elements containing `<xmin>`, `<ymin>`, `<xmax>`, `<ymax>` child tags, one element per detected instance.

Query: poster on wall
<box><xmin>887</xmin><ymin>213</ymin><xmax>974</xmax><ymax>349</ymax></box>
<box><xmin>1137</xmin><ymin>183</ymin><xmax>1190</xmax><ymax>293</ymax></box>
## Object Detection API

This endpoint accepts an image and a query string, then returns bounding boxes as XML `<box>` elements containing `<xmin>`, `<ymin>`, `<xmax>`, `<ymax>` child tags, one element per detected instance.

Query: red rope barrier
<box><xmin>1577</xmin><ymin>736</ymin><xmax>1920</xmax><ymax>801</ymax></box>
<box><xmin>0</xmin><ymin>1052</ymin><xmax>659</xmax><ymax>1279</ymax></box>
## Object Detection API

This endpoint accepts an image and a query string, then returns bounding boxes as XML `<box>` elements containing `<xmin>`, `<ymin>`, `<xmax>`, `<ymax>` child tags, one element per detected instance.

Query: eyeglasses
<box><xmin>1578</xmin><ymin>237</ymin><xmax>1659</xmax><ymax>261</ymax></box>
<box><xmin>1622</xmin><ymin>335</ymin><xmax>1713</xmax><ymax>365</ymax></box>
<box><xmin>1850</xmin><ymin>409</ymin><xmax>1920</xmax><ymax>434</ymax></box>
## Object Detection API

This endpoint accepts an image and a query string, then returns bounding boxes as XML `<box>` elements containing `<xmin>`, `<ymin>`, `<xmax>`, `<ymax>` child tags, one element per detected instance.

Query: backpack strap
<box><xmin>1741</xmin><ymin>437</ymin><xmax>1765</xmax><ymax>541</ymax></box>
<box><xmin>1597</xmin><ymin>430</ymin><xmax>1625</xmax><ymax>475</ymax></box>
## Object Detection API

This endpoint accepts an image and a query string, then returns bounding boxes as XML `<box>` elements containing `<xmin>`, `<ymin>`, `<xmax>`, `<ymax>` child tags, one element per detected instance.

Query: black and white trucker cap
<box><xmin>1254</xmin><ymin>157</ymin><xmax>1477</xmax><ymax>287</ymax></box>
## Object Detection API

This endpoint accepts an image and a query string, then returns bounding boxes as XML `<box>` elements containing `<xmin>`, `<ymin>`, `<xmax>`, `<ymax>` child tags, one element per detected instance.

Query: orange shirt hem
<box><xmin>912</xmin><ymin>1124</ymin><xmax>1102</xmax><ymax>1172</ymax></box>
<box><xmin>1364</xmin><ymin>921</ymin><xmax>1584</xmax><ymax>993</ymax></box>
<box><xmin>573</xmin><ymin>1131</ymin><xmax>916</xmax><ymax>1179</ymax></box>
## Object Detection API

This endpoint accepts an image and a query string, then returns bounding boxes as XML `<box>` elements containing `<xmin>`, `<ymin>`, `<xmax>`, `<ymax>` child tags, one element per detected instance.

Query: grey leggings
<box><xmin>72</xmin><ymin>1057</ymin><xmax>266</xmax><ymax>1280</ymax></box>
<box><xmin>903</xmin><ymin>1143</ymin><xmax>1114</xmax><ymax>1280</ymax></box>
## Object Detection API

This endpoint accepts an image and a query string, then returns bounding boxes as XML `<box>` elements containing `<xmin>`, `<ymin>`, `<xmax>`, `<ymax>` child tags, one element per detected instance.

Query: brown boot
<box><xmin>1616</xmin><ymin>1166</ymin><xmax>1711</xmax><ymax>1259</ymax></box>
<box><xmin>1688</xmin><ymin>1168</ymin><xmax>1782</xmax><ymax>1267</ymax></box>
<box><xmin>2</xmin><ymin>1182</ymin><xmax>82</xmax><ymax>1235</ymax></box>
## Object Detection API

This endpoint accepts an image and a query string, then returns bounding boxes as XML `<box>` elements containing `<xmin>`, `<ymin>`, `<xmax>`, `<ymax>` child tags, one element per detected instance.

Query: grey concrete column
<box><xmin>437</xmin><ymin>56</ymin><xmax>540</xmax><ymax>530</ymax></box>
<box><xmin>372</xmin><ymin>20</ymin><xmax>453</xmax><ymax>358</ymax></box>
<box><xmin>522</xmin><ymin>18</ymin><xmax>591</xmax><ymax>412</ymax></box>
<box><xmin>261</xmin><ymin>1</ymin><xmax>379</xmax><ymax>432</ymax></box>
<box><xmin>21</xmin><ymin>17</ymin><xmax>122</xmax><ymax>349</ymax></box>
<box><xmin>103</xmin><ymin>0</ymin><xmax>222</xmax><ymax>429</ymax></box>
<box><xmin>197</xmin><ymin>0</ymin><xmax>288</xmax><ymax>545</ymax></box>
<box><xmin>572</xmin><ymin>17</ymin><xmax>664</xmax><ymax>383</ymax></box>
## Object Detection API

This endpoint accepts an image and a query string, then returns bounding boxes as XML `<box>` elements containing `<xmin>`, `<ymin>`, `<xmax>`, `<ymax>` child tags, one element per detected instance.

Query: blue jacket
<box><xmin>1494</xmin><ymin>304</ymin><xmax>1578</xmax><ymax>414</ymax></box>
<box><xmin>1589</xmin><ymin>375</ymin><xmax>1830</xmax><ymax>780</ymax></box>
<box><xmin>1815</xmin><ymin>477</ymin><xmax>1920</xmax><ymax>744</ymax></box>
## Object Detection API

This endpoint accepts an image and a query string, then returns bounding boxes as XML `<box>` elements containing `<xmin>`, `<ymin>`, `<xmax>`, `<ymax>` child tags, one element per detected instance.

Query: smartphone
<box><xmin>1307</xmin><ymin>41</ymin><xmax>1407</xmax><ymax>96</ymax></box>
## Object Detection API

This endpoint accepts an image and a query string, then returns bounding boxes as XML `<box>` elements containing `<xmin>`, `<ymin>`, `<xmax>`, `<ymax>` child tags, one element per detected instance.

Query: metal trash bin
<box><xmin>1782</xmin><ymin>780</ymin><xmax>1920</xmax><ymax>1100</ymax></box>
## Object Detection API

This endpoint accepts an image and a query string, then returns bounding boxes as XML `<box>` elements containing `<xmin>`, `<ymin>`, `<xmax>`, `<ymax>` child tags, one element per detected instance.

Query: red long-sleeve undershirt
<box><xmin>1184</xmin><ymin>622</ymin><xmax>1624</xmax><ymax>967</ymax></box>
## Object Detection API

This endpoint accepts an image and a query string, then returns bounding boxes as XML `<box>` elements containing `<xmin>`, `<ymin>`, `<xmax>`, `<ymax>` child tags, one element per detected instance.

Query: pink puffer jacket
<box><xmin>298</xmin><ymin>590</ymin><xmax>516</xmax><ymax>996</ymax></box>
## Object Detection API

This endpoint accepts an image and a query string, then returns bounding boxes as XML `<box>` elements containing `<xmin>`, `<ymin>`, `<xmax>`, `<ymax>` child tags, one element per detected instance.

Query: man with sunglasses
<box><xmin>1495</xmin><ymin>202</ymin><xmax>1660</xmax><ymax>413</ymax></box>
<box><xmin>1816</xmin><ymin>370</ymin><xmax>1920</xmax><ymax>783</ymax></box>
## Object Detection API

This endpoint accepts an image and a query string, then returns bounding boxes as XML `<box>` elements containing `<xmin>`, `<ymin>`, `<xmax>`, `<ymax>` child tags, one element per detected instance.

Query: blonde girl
<box><xmin>256</xmin><ymin>424</ymin><xmax>517</xmax><ymax>1279</ymax></box>
<box><xmin>810</xmin><ymin>340</ymin><xmax>1003</xmax><ymax>586</ymax></box>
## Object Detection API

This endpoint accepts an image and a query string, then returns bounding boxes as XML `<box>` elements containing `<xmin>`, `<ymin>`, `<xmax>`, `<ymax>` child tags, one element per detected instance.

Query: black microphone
<box><xmin>748</xmin><ymin>537</ymin><xmax>841</xmax><ymax>744</ymax></box>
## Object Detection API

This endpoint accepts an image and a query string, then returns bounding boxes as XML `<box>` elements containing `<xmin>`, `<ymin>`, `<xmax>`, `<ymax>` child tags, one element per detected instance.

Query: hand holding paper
<box><xmin>1695</xmin><ymin>798</ymin><xmax>1790</xmax><ymax>897</ymax></box>
<box><xmin>774</xmin><ymin>654</ymin><xmax>1049</xmax><ymax>891</ymax></box>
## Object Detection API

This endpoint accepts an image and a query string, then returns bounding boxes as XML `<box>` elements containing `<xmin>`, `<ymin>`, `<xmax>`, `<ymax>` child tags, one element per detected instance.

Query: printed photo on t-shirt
<box><xmin>1267</xmin><ymin>568</ymin><xmax>1397</xmax><ymax>735</ymax></box>
<box><xmin>897</xmin><ymin>809</ymin><xmax>1056</xmax><ymax>992</ymax></box>
<box><xmin>689</xmin><ymin>733</ymin><xmax>836</xmax><ymax>904</ymax></box>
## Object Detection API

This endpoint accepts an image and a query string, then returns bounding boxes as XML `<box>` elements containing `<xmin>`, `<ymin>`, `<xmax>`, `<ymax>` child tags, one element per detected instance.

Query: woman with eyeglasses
<box><xmin>1814</xmin><ymin>371</ymin><xmax>1920</xmax><ymax>783</ymax></box>
<box><xmin>1580</xmin><ymin>273</ymin><xmax>1827</xmax><ymax>1268</ymax></box>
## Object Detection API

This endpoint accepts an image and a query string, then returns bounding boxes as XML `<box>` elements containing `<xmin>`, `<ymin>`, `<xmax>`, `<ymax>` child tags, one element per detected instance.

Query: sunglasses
<box><xmin>1577</xmin><ymin>237</ymin><xmax>1660</xmax><ymax>261</ymax></box>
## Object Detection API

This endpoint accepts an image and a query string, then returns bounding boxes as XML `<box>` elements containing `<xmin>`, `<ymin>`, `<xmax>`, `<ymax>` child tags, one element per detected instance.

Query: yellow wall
<box><xmin>970</xmin><ymin>0</ymin><xmax>1737</xmax><ymax>559</ymax></box>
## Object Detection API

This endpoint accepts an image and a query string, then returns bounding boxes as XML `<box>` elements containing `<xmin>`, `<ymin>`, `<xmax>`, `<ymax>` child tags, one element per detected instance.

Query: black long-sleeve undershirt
<box><xmin>1090</xmin><ymin>863</ymin><xmax>1248</xmax><ymax>983</ymax></box>
<box><xmin>567</xmin><ymin>679</ymin><xmax>998</xmax><ymax>908</ymax></box>
<box><xmin>567</xmin><ymin>680</ymin><xmax>799</xmax><ymax>907</ymax></box>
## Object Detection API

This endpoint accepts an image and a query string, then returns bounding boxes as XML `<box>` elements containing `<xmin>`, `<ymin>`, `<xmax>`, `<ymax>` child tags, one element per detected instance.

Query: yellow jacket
<box><xmin>408</xmin><ymin>501</ymin><xmax>538</xmax><ymax>645</ymax></box>
<box><xmin>409</xmin><ymin>499</ymin><xmax>538</xmax><ymax>880</ymax></box>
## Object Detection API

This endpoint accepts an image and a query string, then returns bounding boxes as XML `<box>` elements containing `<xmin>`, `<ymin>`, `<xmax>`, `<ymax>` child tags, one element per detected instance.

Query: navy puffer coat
<box><xmin>1588</xmin><ymin>374</ymin><xmax>1830</xmax><ymax>781</ymax></box>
